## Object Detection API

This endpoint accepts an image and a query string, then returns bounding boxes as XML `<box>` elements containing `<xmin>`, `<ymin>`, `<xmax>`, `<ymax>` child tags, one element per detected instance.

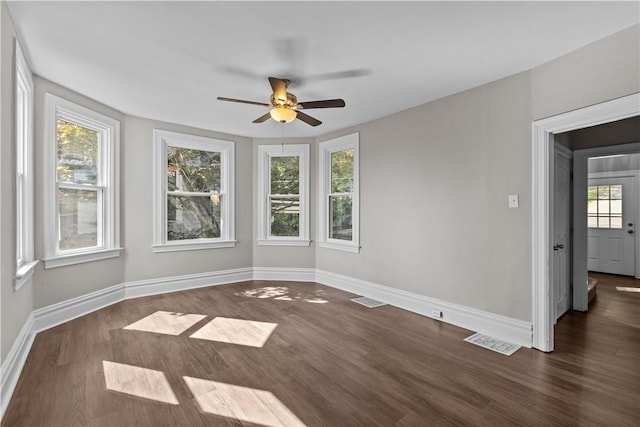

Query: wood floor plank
<box><xmin>2</xmin><ymin>276</ymin><xmax>638</xmax><ymax>426</ymax></box>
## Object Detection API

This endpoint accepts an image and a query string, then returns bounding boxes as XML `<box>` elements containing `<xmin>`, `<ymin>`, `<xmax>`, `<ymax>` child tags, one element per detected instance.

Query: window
<box><xmin>15</xmin><ymin>41</ymin><xmax>36</xmax><ymax>288</ymax></box>
<box><xmin>153</xmin><ymin>130</ymin><xmax>235</xmax><ymax>252</ymax></box>
<box><xmin>257</xmin><ymin>144</ymin><xmax>310</xmax><ymax>246</ymax></box>
<box><xmin>588</xmin><ymin>185</ymin><xmax>623</xmax><ymax>229</ymax></box>
<box><xmin>318</xmin><ymin>133</ymin><xmax>359</xmax><ymax>253</ymax></box>
<box><xmin>44</xmin><ymin>94</ymin><xmax>121</xmax><ymax>268</ymax></box>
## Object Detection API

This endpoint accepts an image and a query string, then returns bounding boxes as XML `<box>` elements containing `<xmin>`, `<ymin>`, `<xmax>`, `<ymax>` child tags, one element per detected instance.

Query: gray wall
<box><xmin>589</xmin><ymin>153</ymin><xmax>640</xmax><ymax>174</ymax></box>
<box><xmin>123</xmin><ymin>116</ymin><xmax>253</xmax><ymax>282</ymax></box>
<box><xmin>568</xmin><ymin>116</ymin><xmax>640</xmax><ymax>151</ymax></box>
<box><xmin>531</xmin><ymin>25</ymin><xmax>639</xmax><ymax>120</ymax></box>
<box><xmin>316</xmin><ymin>24</ymin><xmax>639</xmax><ymax>322</ymax></box>
<box><xmin>317</xmin><ymin>72</ymin><xmax>533</xmax><ymax>320</ymax></box>
<box><xmin>252</xmin><ymin>137</ymin><xmax>316</xmax><ymax>269</ymax></box>
<box><xmin>1</xmin><ymin>2</ymin><xmax>34</xmax><ymax>363</ymax></box>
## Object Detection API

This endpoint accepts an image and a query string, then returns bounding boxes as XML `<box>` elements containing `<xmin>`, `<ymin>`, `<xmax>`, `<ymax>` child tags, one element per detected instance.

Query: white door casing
<box><xmin>587</xmin><ymin>174</ymin><xmax>637</xmax><ymax>276</ymax></box>
<box><xmin>554</xmin><ymin>146</ymin><xmax>572</xmax><ymax>321</ymax></box>
<box><xmin>532</xmin><ymin>92</ymin><xmax>640</xmax><ymax>353</ymax></box>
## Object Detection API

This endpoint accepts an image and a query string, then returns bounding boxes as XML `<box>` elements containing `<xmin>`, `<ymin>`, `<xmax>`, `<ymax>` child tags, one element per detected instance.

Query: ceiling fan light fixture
<box><xmin>270</xmin><ymin>106</ymin><xmax>297</xmax><ymax>123</ymax></box>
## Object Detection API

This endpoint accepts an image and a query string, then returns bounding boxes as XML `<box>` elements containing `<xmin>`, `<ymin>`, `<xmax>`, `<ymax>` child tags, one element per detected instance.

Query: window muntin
<box><xmin>44</xmin><ymin>93</ymin><xmax>120</xmax><ymax>268</ymax></box>
<box><xmin>153</xmin><ymin>130</ymin><xmax>235</xmax><ymax>251</ymax></box>
<box><xmin>318</xmin><ymin>133</ymin><xmax>359</xmax><ymax>253</ymax></box>
<box><xmin>15</xmin><ymin>40</ymin><xmax>36</xmax><ymax>286</ymax></box>
<box><xmin>257</xmin><ymin>145</ymin><xmax>309</xmax><ymax>245</ymax></box>
<box><xmin>588</xmin><ymin>185</ymin><xmax>623</xmax><ymax>229</ymax></box>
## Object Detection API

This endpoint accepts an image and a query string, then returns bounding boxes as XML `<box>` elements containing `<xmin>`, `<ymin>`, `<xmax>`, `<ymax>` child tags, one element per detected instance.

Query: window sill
<box><xmin>318</xmin><ymin>241</ymin><xmax>360</xmax><ymax>254</ymax></box>
<box><xmin>14</xmin><ymin>260</ymin><xmax>39</xmax><ymax>290</ymax></box>
<box><xmin>152</xmin><ymin>240</ymin><xmax>237</xmax><ymax>253</ymax></box>
<box><xmin>43</xmin><ymin>248</ymin><xmax>122</xmax><ymax>269</ymax></box>
<box><xmin>257</xmin><ymin>239</ymin><xmax>311</xmax><ymax>247</ymax></box>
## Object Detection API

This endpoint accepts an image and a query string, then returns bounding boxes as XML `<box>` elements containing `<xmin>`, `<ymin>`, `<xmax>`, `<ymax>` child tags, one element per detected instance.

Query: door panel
<box><xmin>587</xmin><ymin>176</ymin><xmax>636</xmax><ymax>276</ymax></box>
<box><xmin>554</xmin><ymin>148</ymin><xmax>572</xmax><ymax>321</ymax></box>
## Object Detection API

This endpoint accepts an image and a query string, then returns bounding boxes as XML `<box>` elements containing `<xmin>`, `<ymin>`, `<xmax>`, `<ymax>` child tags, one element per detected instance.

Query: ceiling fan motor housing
<box><xmin>271</xmin><ymin>92</ymin><xmax>297</xmax><ymax>108</ymax></box>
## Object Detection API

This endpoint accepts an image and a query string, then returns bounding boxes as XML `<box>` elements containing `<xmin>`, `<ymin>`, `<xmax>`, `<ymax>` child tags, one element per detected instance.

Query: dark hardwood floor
<box><xmin>2</xmin><ymin>276</ymin><xmax>639</xmax><ymax>426</ymax></box>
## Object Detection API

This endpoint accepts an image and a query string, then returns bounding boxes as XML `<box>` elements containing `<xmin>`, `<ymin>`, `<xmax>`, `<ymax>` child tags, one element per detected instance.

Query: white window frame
<box><xmin>14</xmin><ymin>40</ymin><xmax>37</xmax><ymax>288</ymax></box>
<box><xmin>318</xmin><ymin>132</ymin><xmax>360</xmax><ymax>253</ymax></box>
<box><xmin>43</xmin><ymin>93</ymin><xmax>121</xmax><ymax>269</ymax></box>
<box><xmin>257</xmin><ymin>144</ymin><xmax>310</xmax><ymax>246</ymax></box>
<box><xmin>152</xmin><ymin>129</ymin><xmax>236</xmax><ymax>252</ymax></box>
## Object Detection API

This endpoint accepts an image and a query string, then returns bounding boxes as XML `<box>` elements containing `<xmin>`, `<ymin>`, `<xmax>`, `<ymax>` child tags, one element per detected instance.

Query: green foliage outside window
<box><xmin>166</xmin><ymin>147</ymin><xmax>222</xmax><ymax>240</ymax></box>
<box><xmin>270</xmin><ymin>156</ymin><xmax>300</xmax><ymax>237</ymax></box>
<box><xmin>330</xmin><ymin>149</ymin><xmax>354</xmax><ymax>240</ymax></box>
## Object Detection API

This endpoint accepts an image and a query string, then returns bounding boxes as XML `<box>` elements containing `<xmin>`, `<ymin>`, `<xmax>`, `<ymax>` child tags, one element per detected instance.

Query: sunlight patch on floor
<box><xmin>238</xmin><ymin>286</ymin><xmax>329</xmax><ymax>304</ymax></box>
<box><xmin>616</xmin><ymin>286</ymin><xmax>640</xmax><ymax>293</ymax></box>
<box><xmin>123</xmin><ymin>310</ymin><xmax>206</xmax><ymax>335</ymax></box>
<box><xmin>103</xmin><ymin>361</ymin><xmax>179</xmax><ymax>405</ymax></box>
<box><xmin>190</xmin><ymin>317</ymin><xmax>277</xmax><ymax>347</ymax></box>
<box><xmin>184</xmin><ymin>377</ymin><xmax>306</xmax><ymax>427</ymax></box>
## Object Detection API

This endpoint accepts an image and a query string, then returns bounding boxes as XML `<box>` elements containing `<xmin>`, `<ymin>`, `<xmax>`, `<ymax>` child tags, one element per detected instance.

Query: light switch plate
<box><xmin>508</xmin><ymin>194</ymin><xmax>519</xmax><ymax>208</ymax></box>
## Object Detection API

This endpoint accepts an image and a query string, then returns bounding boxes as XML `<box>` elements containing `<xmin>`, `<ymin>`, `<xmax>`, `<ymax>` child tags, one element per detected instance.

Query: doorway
<box><xmin>532</xmin><ymin>93</ymin><xmax>640</xmax><ymax>352</ymax></box>
<box><xmin>587</xmin><ymin>171</ymin><xmax>637</xmax><ymax>276</ymax></box>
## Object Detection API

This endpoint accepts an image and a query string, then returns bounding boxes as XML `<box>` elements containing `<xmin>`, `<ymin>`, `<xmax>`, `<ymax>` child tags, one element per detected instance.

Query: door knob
<box><xmin>553</xmin><ymin>244</ymin><xmax>564</xmax><ymax>250</ymax></box>
<box><xmin>629</xmin><ymin>230</ymin><xmax>634</xmax><ymax>234</ymax></box>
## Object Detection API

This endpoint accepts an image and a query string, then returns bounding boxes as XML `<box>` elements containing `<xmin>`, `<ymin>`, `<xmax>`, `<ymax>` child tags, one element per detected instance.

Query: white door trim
<box><xmin>532</xmin><ymin>93</ymin><xmax>639</xmax><ymax>352</ymax></box>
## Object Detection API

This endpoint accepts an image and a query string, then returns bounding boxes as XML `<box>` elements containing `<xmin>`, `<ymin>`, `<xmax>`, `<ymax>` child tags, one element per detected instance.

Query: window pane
<box><xmin>597</xmin><ymin>186</ymin><xmax>609</xmax><ymax>200</ymax></box>
<box><xmin>329</xmin><ymin>196</ymin><xmax>352</xmax><ymax>241</ymax></box>
<box><xmin>610</xmin><ymin>200</ymin><xmax>622</xmax><ymax>215</ymax></box>
<box><xmin>598</xmin><ymin>200</ymin><xmax>609</xmax><ymax>215</ymax></box>
<box><xmin>270</xmin><ymin>197</ymin><xmax>300</xmax><ymax>237</ymax></box>
<box><xmin>331</xmin><ymin>149</ymin><xmax>354</xmax><ymax>193</ymax></box>
<box><xmin>598</xmin><ymin>217</ymin><xmax>610</xmax><ymax>228</ymax></box>
<box><xmin>270</xmin><ymin>156</ymin><xmax>299</xmax><ymax>195</ymax></box>
<box><xmin>609</xmin><ymin>185</ymin><xmax>622</xmax><ymax>200</ymax></box>
<box><xmin>587</xmin><ymin>200</ymin><xmax>598</xmax><ymax>214</ymax></box>
<box><xmin>167</xmin><ymin>147</ymin><xmax>220</xmax><ymax>193</ymax></box>
<box><xmin>587</xmin><ymin>216</ymin><xmax>598</xmax><ymax>228</ymax></box>
<box><xmin>167</xmin><ymin>194</ymin><xmax>220</xmax><ymax>240</ymax></box>
<box><xmin>58</xmin><ymin>188</ymin><xmax>98</xmax><ymax>250</ymax></box>
<box><xmin>57</xmin><ymin>119</ymin><xmax>98</xmax><ymax>184</ymax></box>
<box><xmin>587</xmin><ymin>186</ymin><xmax>597</xmax><ymax>201</ymax></box>
<box><xmin>610</xmin><ymin>216</ymin><xmax>622</xmax><ymax>229</ymax></box>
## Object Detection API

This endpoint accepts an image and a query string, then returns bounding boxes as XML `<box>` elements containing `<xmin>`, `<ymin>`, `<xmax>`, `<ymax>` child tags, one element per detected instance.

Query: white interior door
<box><xmin>554</xmin><ymin>148</ymin><xmax>572</xmax><ymax>321</ymax></box>
<box><xmin>587</xmin><ymin>176</ymin><xmax>636</xmax><ymax>276</ymax></box>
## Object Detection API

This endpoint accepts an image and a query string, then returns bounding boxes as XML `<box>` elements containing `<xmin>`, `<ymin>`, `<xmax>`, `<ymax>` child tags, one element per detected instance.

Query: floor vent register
<box><xmin>464</xmin><ymin>332</ymin><xmax>520</xmax><ymax>356</ymax></box>
<box><xmin>351</xmin><ymin>296</ymin><xmax>387</xmax><ymax>308</ymax></box>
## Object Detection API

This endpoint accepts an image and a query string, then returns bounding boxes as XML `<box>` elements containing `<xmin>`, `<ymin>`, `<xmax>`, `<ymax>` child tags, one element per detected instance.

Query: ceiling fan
<box><xmin>217</xmin><ymin>77</ymin><xmax>345</xmax><ymax>127</ymax></box>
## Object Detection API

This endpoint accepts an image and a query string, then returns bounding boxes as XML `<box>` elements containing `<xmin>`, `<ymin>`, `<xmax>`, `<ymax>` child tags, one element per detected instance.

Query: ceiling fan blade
<box><xmin>268</xmin><ymin>77</ymin><xmax>290</xmax><ymax>103</ymax></box>
<box><xmin>217</xmin><ymin>97</ymin><xmax>270</xmax><ymax>107</ymax></box>
<box><xmin>296</xmin><ymin>111</ymin><xmax>322</xmax><ymax>127</ymax></box>
<box><xmin>298</xmin><ymin>99</ymin><xmax>346</xmax><ymax>110</ymax></box>
<box><xmin>252</xmin><ymin>112</ymin><xmax>272</xmax><ymax>123</ymax></box>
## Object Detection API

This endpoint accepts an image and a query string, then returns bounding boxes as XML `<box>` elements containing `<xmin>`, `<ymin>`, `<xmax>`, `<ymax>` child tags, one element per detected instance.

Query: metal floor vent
<box><xmin>464</xmin><ymin>333</ymin><xmax>520</xmax><ymax>356</ymax></box>
<box><xmin>351</xmin><ymin>296</ymin><xmax>386</xmax><ymax>308</ymax></box>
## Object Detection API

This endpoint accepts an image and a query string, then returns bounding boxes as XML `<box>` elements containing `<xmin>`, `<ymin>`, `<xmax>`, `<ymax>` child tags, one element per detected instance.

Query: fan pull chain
<box><xmin>281</xmin><ymin>122</ymin><xmax>285</xmax><ymax>152</ymax></box>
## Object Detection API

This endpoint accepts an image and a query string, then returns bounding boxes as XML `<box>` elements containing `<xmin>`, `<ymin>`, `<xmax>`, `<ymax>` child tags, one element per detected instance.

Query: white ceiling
<box><xmin>7</xmin><ymin>1</ymin><xmax>639</xmax><ymax>138</ymax></box>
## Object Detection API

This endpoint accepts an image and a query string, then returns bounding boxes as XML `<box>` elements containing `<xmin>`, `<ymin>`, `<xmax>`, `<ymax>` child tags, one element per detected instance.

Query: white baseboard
<box><xmin>125</xmin><ymin>268</ymin><xmax>253</xmax><ymax>299</ymax></box>
<box><xmin>315</xmin><ymin>269</ymin><xmax>533</xmax><ymax>348</ymax></box>
<box><xmin>253</xmin><ymin>267</ymin><xmax>316</xmax><ymax>282</ymax></box>
<box><xmin>0</xmin><ymin>313</ymin><xmax>35</xmax><ymax>419</ymax></box>
<box><xmin>1</xmin><ymin>266</ymin><xmax>532</xmax><ymax>422</ymax></box>
<box><xmin>32</xmin><ymin>283</ymin><xmax>125</xmax><ymax>333</ymax></box>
